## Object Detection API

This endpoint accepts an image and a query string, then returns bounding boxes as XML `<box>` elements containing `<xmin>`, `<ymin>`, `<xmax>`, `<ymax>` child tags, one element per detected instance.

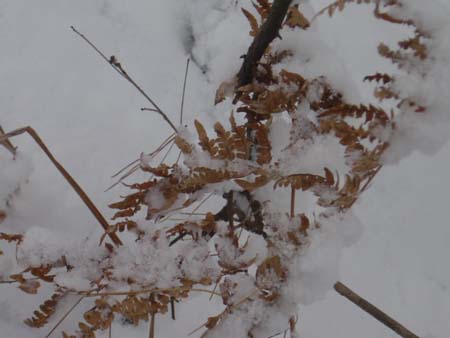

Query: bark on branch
<box><xmin>334</xmin><ymin>282</ymin><xmax>421</xmax><ymax>338</ymax></box>
<box><xmin>236</xmin><ymin>0</ymin><xmax>293</xmax><ymax>88</ymax></box>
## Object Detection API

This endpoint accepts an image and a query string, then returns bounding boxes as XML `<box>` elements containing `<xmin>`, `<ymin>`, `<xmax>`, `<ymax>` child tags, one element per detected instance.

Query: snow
<box><xmin>1</xmin><ymin>0</ymin><xmax>449</xmax><ymax>337</ymax></box>
<box><xmin>0</xmin><ymin>152</ymin><xmax>32</xmax><ymax>212</ymax></box>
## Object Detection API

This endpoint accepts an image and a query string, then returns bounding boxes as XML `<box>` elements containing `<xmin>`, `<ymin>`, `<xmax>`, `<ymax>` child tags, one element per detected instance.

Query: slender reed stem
<box><xmin>71</xmin><ymin>26</ymin><xmax>178</xmax><ymax>133</ymax></box>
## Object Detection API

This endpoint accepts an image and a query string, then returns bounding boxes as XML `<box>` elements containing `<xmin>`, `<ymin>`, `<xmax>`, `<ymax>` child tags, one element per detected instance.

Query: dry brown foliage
<box><xmin>0</xmin><ymin>1</ymin><xmax>438</xmax><ymax>337</ymax></box>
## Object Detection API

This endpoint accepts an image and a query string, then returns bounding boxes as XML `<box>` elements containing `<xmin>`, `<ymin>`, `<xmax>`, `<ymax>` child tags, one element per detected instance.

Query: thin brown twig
<box><xmin>71</xmin><ymin>26</ymin><xmax>178</xmax><ymax>133</ymax></box>
<box><xmin>0</xmin><ymin>280</ymin><xmax>18</xmax><ymax>285</ymax></box>
<box><xmin>149</xmin><ymin>293</ymin><xmax>156</xmax><ymax>338</ymax></box>
<box><xmin>334</xmin><ymin>281</ymin><xmax>421</xmax><ymax>338</ymax></box>
<box><xmin>44</xmin><ymin>296</ymin><xmax>85</xmax><ymax>338</ymax></box>
<box><xmin>170</xmin><ymin>297</ymin><xmax>176</xmax><ymax>320</ymax></box>
<box><xmin>290</xmin><ymin>186</ymin><xmax>295</xmax><ymax>218</ymax></box>
<box><xmin>0</xmin><ymin>125</ymin><xmax>17</xmax><ymax>156</ymax></box>
<box><xmin>209</xmin><ymin>275</ymin><xmax>222</xmax><ymax>301</ymax></box>
<box><xmin>106</xmin><ymin>133</ymin><xmax>176</xmax><ymax>191</ymax></box>
<box><xmin>188</xmin><ymin>289</ymin><xmax>259</xmax><ymax>336</ymax></box>
<box><xmin>109</xmin><ymin>132</ymin><xmax>176</xmax><ymax>180</ymax></box>
<box><xmin>0</xmin><ymin>127</ymin><xmax>123</xmax><ymax>247</ymax></box>
<box><xmin>78</xmin><ymin>287</ymin><xmax>221</xmax><ymax>298</ymax></box>
<box><xmin>0</xmin><ymin>277</ymin><xmax>40</xmax><ymax>285</ymax></box>
<box><xmin>111</xmin><ymin>158</ymin><xmax>141</xmax><ymax>179</ymax></box>
<box><xmin>180</xmin><ymin>58</ymin><xmax>190</xmax><ymax>125</ymax></box>
<box><xmin>265</xmin><ymin>329</ymin><xmax>288</xmax><ymax>338</ymax></box>
<box><xmin>141</xmin><ymin>107</ymin><xmax>159</xmax><ymax>113</ymax></box>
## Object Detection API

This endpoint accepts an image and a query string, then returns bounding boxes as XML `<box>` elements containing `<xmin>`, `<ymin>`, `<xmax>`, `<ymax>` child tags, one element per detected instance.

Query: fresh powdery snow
<box><xmin>1</xmin><ymin>0</ymin><xmax>449</xmax><ymax>338</ymax></box>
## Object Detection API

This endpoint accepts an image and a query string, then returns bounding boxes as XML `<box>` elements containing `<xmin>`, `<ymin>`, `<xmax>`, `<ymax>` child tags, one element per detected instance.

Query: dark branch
<box><xmin>236</xmin><ymin>0</ymin><xmax>293</xmax><ymax>89</ymax></box>
<box><xmin>334</xmin><ymin>282</ymin><xmax>421</xmax><ymax>338</ymax></box>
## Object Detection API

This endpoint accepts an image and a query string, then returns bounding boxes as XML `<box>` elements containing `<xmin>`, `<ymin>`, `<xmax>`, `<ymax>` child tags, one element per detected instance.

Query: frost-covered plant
<box><xmin>0</xmin><ymin>0</ymin><xmax>448</xmax><ymax>337</ymax></box>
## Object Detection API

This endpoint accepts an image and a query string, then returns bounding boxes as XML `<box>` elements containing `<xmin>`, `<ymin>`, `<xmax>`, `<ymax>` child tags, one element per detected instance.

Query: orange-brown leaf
<box><xmin>242</xmin><ymin>8</ymin><xmax>259</xmax><ymax>36</ymax></box>
<box><xmin>285</xmin><ymin>5</ymin><xmax>310</xmax><ymax>29</ymax></box>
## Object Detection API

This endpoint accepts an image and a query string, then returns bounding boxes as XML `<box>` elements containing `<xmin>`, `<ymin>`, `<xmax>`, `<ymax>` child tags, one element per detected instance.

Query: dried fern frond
<box><xmin>24</xmin><ymin>288</ymin><xmax>67</xmax><ymax>328</ymax></box>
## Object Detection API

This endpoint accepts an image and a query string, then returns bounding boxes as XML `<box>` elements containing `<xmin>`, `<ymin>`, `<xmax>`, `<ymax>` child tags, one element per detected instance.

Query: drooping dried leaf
<box><xmin>18</xmin><ymin>280</ymin><xmax>41</xmax><ymax>294</ymax></box>
<box><xmin>0</xmin><ymin>232</ymin><xmax>23</xmax><ymax>243</ymax></box>
<box><xmin>274</xmin><ymin>173</ymin><xmax>328</xmax><ymax>191</ymax></box>
<box><xmin>215</xmin><ymin>79</ymin><xmax>236</xmax><ymax>105</ymax></box>
<box><xmin>242</xmin><ymin>8</ymin><xmax>259</xmax><ymax>37</ymax></box>
<box><xmin>235</xmin><ymin>174</ymin><xmax>269</xmax><ymax>191</ymax></box>
<box><xmin>24</xmin><ymin>289</ymin><xmax>67</xmax><ymax>327</ymax></box>
<box><xmin>175</xmin><ymin>135</ymin><xmax>193</xmax><ymax>154</ymax></box>
<box><xmin>285</xmin><ymin>5</ymin><xmax>310</xmax><ymax>29</ymax></box>
<box><xmin>364</xmin><ymin>73</ymin><xmax>392</xmax><ymax>84</ymax></box>
<box><xmin>253</xmin><ymin>0</ymin><xmax>271</xmax><ymax>21</ymax></box>
<box><xmin>205</xmin><ymin>315</ymin><xmax>221</xmax><ymax>329</ymax></box>
<box><xmin>256</xmin><ymin>256</ymin><xmax>285</xmax><ymax>281</ymax></box>
<box><xmin>195</xmin><ymin>120</ymin><xmax>215</xmax><ymax>155</ymax></box>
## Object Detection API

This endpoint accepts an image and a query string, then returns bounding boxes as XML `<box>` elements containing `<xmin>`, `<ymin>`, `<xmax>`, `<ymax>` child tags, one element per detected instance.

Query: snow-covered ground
<box><xmin>1</xmin><ymin>0</ymin><xmax>448</xmax><ymax>337</ymax></box>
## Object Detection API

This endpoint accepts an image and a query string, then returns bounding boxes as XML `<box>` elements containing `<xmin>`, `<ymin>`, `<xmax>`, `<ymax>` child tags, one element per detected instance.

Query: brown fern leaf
<box><xmin>318</xmin><ymin>103</ymin><xmax>389</xmax><ymax>124</ymax></box>
<box><xmin>374</xmin><ymin>87</ymin><xmax>398</xmax><ymax>101</ymax></box>
<box><xmin>256</xmin><ymin>255</ymin><xmax>285</xmax><ymax>295</ymax></box>
<box><xmin>319</xmin><ymin>119</ymin><xmax>369</xmax><ymax>146</ymax></box>
<box><xmin>246</xmin><ymin>122</ymin><xmax>272</xmax><ymax>165</ymax></box>
<box><xmin>240</xmin><ymin>85</ymin><xmax>291</xmax><ymax>115</ymax></box>
<box><xmin>195</xmin><ymin>120</ymin><xmax>216</xmax><ymax>155</ymax></box>
<box><xmin>213</xmin><ymin>122</ymin><xmax>231</xmax><ymax>159</ymax></box>
<box><xmin>253</xmin><ymin>0</ymin><xmax>271</xmax><ymax>21</ymax></box>
<box><xmin>147</xmin><ymin>182</ymin><xmax>181</xmax><ymax>217</ymax></box>
<box><xmin>398</xmin><ymin>35</ymin><xmax>427</xmax><ymax>59</ymax></box>
<box><xmin>324</xmin><ymin>167</ymin><xmax>335</xmax><ymax>186</ymax></box>
<box><xmin>364</xmin><ymin>73</ymin><xmax>392</xmax><ymax>84</ymax></box>
<box><xmin>109</xmin><ymin>191</ymin><xmax>146</xmax><ymax>220</ymax></box>
<box><xmin>0</xmin><ymin>209</ymin><xmax>6</xmax><ymax>224</ymax></box>
<box><xmin>28</xmin><ymin>265</ymin><xmax>55</xmax><ymax>283</ymax></box>
<box><xmin>175</xmin><ymin>135</ymin><xmax>193</xmax><ymax>154</ymax></box>
<box><xmin>24</xmin><ymin>288</ymin><xmax>67</xmax><ymax>328</ymax></box>
<box><xmin>18</xmin><ymin>279</ymin><xmax>41</xmax><ymax>294</ymax></box>
<box><xmin>125</xmin><ymin>180</ymin><xmax>157</xmax><ymax>191</ymax></box>
<box><xmin>285</xmin><ymin>5</ymin><xmax>310</xmax><ymax>29</ymax></box>
<box><xmin>373</xmin><ymin>1</ymin><xmax>415</xmax><ymax>26</ymax></box>
<box><xmin>0</xmin><ymin>232</ymin><xmax>23</xmax><ymax>243</ymax></box>
<box><xmin>83</xmin><ymin>299</ymin><xmax>114</xmax><ymax>331</ymax></box>
<box><xmin>280</xmin><ymin>69</ymin><xmax>307</xmax><ymax>89</ymax></box>
<box><xmin>242</xmin><ymin>8</ymin><xmax>259</xmax><ymax>37</ymax></box>
<box><xmin>180</xmin><ymin>168</ymin><xmax>243</xmax><ymax>194</ymax></box>
<box><xmin>229</xmin><ymin>113</ymin><xmax>251</xmax><ymax>160</ymax></box>
<box><xmin>378</xmin><ymin>43</ymin><xmax>406</xmax><ymax>65</ymax></box>
<box><xmin>113</xmin><ymin>220</ymin><xmax>138</xmax><ymax>232</ymax></box>
<box><xmin>347</xmin><ymin>143</ymin><xmax>387</xmax><ymax>174</ymax></box>
<box><xmin>274</xmin><ymin>172</ymin><xmax>329</xmax><ymax>191</ymax></box>
<box><xmin>141</xmin><ymin>163</ymin><xmax>172</xmax><ymax>178</ymax></box>
<box><xmin>265</xmin><ymin>50</ymin><xmax>294</xmax><ymax>66</ymax></box>
<box><xmin>76</xmin><ymin>322</ymin><xmax>96</xmax><ymax>338</ymax></box>
<box><xmin>235</xmin><ymin>174</ymin><xmax>269</xmax><ymax>191</ymax></box>
<box><xmin>332</xmin><ymin>174</ymin><xmax>363</xmax><ymax>209</ymax></box>
<box><xmin>112</xmin><ymin>296</ymin><xmax>152</xmax><ymax>326</ymax></box>
<box><xmin>309</xmin><ymin>78</ymin><xmax>344</xmax><ymax>111</ymax></box>
<box><xmin>314</xmin><ymin>0</ymin><xmax>373</xmax><ymax>20</ymax></box>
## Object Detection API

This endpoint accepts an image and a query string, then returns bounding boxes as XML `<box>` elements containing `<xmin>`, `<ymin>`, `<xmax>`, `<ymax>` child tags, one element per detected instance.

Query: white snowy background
<box><xmin>0</xmin><ymin>0</ymin><xmax>449</xmax><ymax>337</ymax></box>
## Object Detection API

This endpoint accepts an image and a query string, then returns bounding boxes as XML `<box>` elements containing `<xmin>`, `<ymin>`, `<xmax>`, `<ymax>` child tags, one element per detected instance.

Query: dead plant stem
<box><xmin>71</xmin><ymin>26</ymin><xmax>178</xmax><ymax>133</ymax></box>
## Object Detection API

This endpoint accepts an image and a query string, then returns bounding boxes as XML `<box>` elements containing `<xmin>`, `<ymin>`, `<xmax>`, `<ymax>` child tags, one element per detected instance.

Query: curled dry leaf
<box><xmin>285</xmin><ymin>5</ymin><xmax>310</xmax><ymax>29</ymax></box>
